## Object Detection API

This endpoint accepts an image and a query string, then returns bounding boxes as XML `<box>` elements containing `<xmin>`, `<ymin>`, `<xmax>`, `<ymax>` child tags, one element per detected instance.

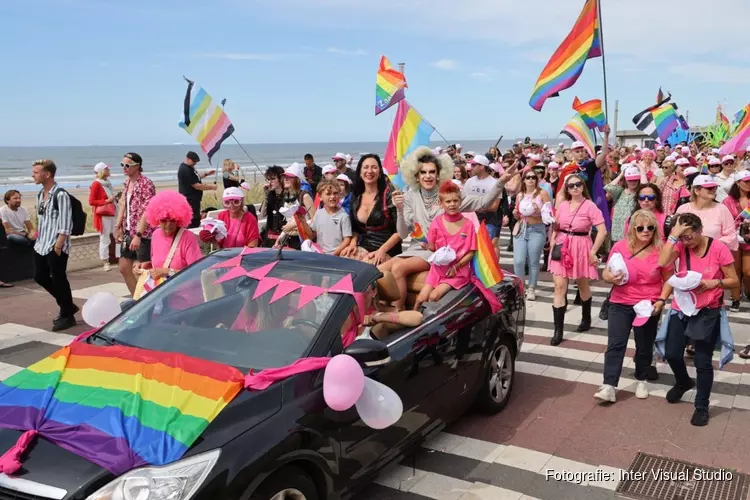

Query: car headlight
<box><xmin>86</xmin><ymin>449</ymin><xmax>220</xmax><ymax>500</ymax></box>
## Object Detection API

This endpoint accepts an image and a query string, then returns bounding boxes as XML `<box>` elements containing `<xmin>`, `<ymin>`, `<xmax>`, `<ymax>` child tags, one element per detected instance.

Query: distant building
<box><xmin>615</xmin><ymin>127</ymin><xmax>704</xmax><ymax>148</ymax></box>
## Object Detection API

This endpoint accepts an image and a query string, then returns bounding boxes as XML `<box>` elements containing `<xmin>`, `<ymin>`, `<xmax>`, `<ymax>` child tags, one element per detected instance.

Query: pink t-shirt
<box><xmin>672</xmin><ymin>239</ymin><xmax>734</xmax><ymax>311</ymax></box>
<box><xmin>150</xmin><ymin>228</ymin><xmax>203</xmax><ymax>270</ymax></box>
<box><xmin>554</xmin><ymin>199</ymin><xmax>604</xmax><ymax>243</ymax></box>
<box><xmin>675</xmin><ymin>202</ymin><xmax>738</xmax><ymax>251</ymax></box>
<box><xmin>608</xmin><ymin>240</ymin><xmax>669</xmax><ymax>305</ymax></box>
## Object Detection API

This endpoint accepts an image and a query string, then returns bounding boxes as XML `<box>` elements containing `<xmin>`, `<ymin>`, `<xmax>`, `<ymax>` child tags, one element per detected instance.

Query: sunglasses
<box><xmin>679</xmin><ymin>232</ymin><xmax>697</xmax><ymax>241</ymax></box>
<box><xmin>710</xmin><ymin>164</ymin><xmax>722</xmax><ymax>169</ymax></box>
<box><xmin>698</xmin><ymin>186</ymin><xmax>717</xmax><ymax>192</ymax></box>
<box><xmin>223</xmin><ymin>199</ymin><xmax>243</xmax><ymax>206</ymax></box>
<box><xmin>660</xmin><ymin>165</ymin><xmax>673</xmax><ymax>170</ymax></box>
<box><xmin>566</xmin><ymin>182</ymin><xmax>583</xmax><ymax>190</ymax></box>
<box><xmin>638</xmin><ymin>194</ymin><xmax>656</xmax><ymax>201</ymax></box>
<box><xmin>524</xmin><ymin>175</ymin><xmax>537</xmax><ymax>180</ymax></box>
<box><xmin>121</xmin><ymin>162</ymin><xmax>139</xmax><ymax>169</ymax></box>
<box><xmin>636</xmin><ymin>225</ymin><xmax>655</xmax><ymax>233</ymax></box>
<box><xmin>723</xmin><ymin>162</ymin><xmax>735</xmax><ymax>166</ymax></box>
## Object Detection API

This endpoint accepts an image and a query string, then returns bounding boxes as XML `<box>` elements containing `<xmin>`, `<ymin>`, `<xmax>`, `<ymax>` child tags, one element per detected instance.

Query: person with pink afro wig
<box><xmin>142</xmin><ymin>191</ymin><xmax>203</xmax><ymax>282</ymax></box>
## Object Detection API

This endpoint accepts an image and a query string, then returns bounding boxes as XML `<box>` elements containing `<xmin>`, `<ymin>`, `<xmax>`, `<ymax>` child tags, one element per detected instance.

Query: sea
<box><xmin>0</xmin><ymin>139</ymin><xmax>564</xmax><ymax>193</ymax></box>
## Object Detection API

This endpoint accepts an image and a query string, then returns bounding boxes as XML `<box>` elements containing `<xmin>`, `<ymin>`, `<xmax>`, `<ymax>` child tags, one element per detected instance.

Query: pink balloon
<box><xmin>323</xmin><ymin>354</ymin><xmax>364</xmax><ymax>411</ymax></box>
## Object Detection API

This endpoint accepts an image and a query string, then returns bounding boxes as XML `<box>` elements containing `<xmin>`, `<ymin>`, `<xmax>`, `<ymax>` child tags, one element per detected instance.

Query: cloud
<box><xmin>669</xmin><ymin>63</ymin><xmax>750</xmax><ymax>84</ymax></box>
<box><xmin>470</xmin><ymin>72</ymin><xmax>492</xmax><ymax>81</ymax></box>
<box><xmin>198</xmin><ymin>52</ymin><xmax>281</xmax><ymax>61</ymax></box>
<box><xmin>431</xmin><ymin>59</ymin><xmax>457</xmax><ymax>70</ymax></box>
<box><xmin>326</xmin><ymin>47</ymin><xmax>366</xmax><ymax>56</ymax></box>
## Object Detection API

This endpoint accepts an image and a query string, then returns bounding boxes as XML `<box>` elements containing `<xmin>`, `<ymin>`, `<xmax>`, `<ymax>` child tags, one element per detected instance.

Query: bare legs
<box><xmin>378</xmin><ymin>257</ymin><xmax>430</xmax><ymax>310</ymax></box>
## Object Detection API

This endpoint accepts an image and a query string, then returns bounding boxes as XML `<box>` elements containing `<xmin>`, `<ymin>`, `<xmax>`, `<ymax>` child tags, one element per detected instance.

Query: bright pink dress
<box><xmin>425</xmin><ymin>214</ymin><xmax>477</xmax><ymax>289</ymax></box>
<box><xmin>548</xmin><ymin>199</ymin><xmax>604</xmax><ymax>280</ymax></box>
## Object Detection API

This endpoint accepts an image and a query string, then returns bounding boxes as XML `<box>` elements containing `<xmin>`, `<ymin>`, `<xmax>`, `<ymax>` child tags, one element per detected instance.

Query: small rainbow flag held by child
<box><xmin>572</xmin><ymin>97</ymin><xmax>606</xmax><ymax>131</ymax></box>
<box><xmin>0</xmin><ymin>343</ymin><xmax>243</xmax><ymax>475</ymax></box>
<box><xmin>472</xmin><ymin>222</ymin><xmax>503</xmax><ymax>288</ymax></box>
<box><xmin>410</xmin><ymin>222</ymin><xmax>428</xmax><ymax>244</ymax></box>
<box><xmin>740</xmin><ymin>206</ymin><xmax>750</xmax><ymax>220</ymax></box>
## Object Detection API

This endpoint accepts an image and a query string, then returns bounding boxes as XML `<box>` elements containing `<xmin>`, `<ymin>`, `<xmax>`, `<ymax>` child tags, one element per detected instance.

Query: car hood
<box><xmin>0</xmin><ymin>386</ymin><xmax>282</xmax><ymax>498</ymax></box>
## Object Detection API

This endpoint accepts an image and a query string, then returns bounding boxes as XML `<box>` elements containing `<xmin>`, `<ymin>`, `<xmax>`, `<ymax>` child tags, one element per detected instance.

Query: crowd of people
<box><xmin>3</xmin><ymin>135</ymin><xmax>750</xmax><ymax>428</ymax></box>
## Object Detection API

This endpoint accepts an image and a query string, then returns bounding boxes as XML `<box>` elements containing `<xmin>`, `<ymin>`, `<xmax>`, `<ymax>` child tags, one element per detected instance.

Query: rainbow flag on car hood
<box><xmin>0</xmin><ymin>343</ymin><xmax>244</xmax><ymax>475</ymax></box>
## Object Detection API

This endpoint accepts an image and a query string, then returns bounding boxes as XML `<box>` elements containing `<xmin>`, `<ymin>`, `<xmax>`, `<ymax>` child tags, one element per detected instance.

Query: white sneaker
<box><xmin>103</xmin><ymin>262</ymin><xmax>111</xmax><ymax>272</ymax></box>
<box><xmin>526</xmin><ymin>287</ymin><xmax>536</xmax><ymax>301</ymax></box>
<box><xmin>635</xmin><ymin>381</ymin><xmax>649</xmax><ymax>399</ymax></box>
<box><xmin>594</xmin><ymin>384</ymin><xmax>616</xmax><ymax>404</ymax></box>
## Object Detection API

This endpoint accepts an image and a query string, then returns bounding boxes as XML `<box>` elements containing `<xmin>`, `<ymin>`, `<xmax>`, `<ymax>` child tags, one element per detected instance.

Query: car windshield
<box><xmin>99</xmin><ymin>251</ymin><xmax>347</xmax><ymax>371</ymax></box>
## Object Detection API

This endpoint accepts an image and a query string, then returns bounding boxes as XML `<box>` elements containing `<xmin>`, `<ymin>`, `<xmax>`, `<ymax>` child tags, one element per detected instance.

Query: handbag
<box><xmin>599</xmin><ymin>244</ymin><xmax>650</xmax><ymax>321</ymax></box>
<box><xmin>95</xmin><ymin>203</ymin><xmax>115</xmax><ymax>217</ymax></box>
<box><xmin>133</xmin><ymin>228</ymin><xmax>184</xmax><ymax>300</ymax></box>
<box><xmin>550</xmin><ymin>201</ymin><xmax>584</xmax><ymax>262</ymax></box>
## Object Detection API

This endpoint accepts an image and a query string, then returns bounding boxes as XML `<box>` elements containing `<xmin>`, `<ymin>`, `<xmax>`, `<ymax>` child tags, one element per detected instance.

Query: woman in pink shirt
<box><xmin>596</xmin><ymin>210</ymin><xmax>673</xmax><ymax>404</ymax></box>
<box><xmin>675</xmin><ymin>175</ymin><xmax>738</xmax><ymax>253</ymax></box>
<box><xmin>199</xmin><ymin>187</ymin><xmax>259</xmax><ymax>249</ymax></box>
<box><xmin>721</xmin><ymin>169</ymin><xmax>750</xmax><ymax>314</ymax></box>
<box><xmin>659</xmin><ymin>213</ymin><xmax>739</xmax><ymax>427</ymax></box>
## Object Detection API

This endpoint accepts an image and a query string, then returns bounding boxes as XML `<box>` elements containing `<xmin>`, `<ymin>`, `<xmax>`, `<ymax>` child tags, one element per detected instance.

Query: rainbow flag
<box><xmin>529</xmin><ymin>0</ymin><xmax>601</xmax><ymax>111</ymax></box>
<box><xmin>561</xmin><ymin>114</ymin><xmax>596</xmax><ymax>157</ymax></box>
<box><xmin>720</xmin><ymin>104</ymin><xmax>750</xmax><ymax>155</ymax></box>
<box><xmin>472</xmin><ymin>222</ymin><xmax>503</xmax><ymax>288</ymax></box>
<box><xmin>410</xmin><ymin>222</ymin><xmax>427</xmax><ymax>243</ymax></box>
<box><xmin>717</xmin><ymin>106</ymin><xmax>731</xmax><ymax>140</ymax></box>
<box><xmin>572</xmin><ymin>97</ymin><xmax>605</xmax><ymax>131</ymax></box>
<box><xmin>740</xmin><ymin>207</ymin><xmax>750</xmax><ymax>221</ymax></box>
<box><xmin>383</xmin><ymin>100</ymin><xmax>434</xmax><ymax>189</ymax></box>
<box><xmin>376</xmin><ymin>56</ymin><xmax>407</xmax><ymax>116</ymax></box>
<box><xmin>0</xmin><ymin>343</ymin><xmax>243</xmax><ymax>475</ymax></box>
<box><xmin>179</xmin><ymin>78</ymin><xmax>235</xmax><ymax>163</ymax></box>
<box><xmin>632</xmin><ymin>95</ymin><xmax>684</xmax><ymax>143</ymax></box>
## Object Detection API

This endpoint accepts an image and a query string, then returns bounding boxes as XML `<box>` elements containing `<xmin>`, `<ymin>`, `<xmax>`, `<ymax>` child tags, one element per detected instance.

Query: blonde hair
<box><xmin>222</xmin><ymin>159</ymin><xmax>234</xmax><ymax>171</ymax></box>
<box><xmin>95</xmin><ymin>170</ymin><xmax>108</xmax><ymax>180</ymax></box>
<box><xmin>33</xmin><ymin>159</ymin><xmax>56</xmax><ymax>176</ymax></box>
<box><xmin>627</xmin><ymin>209</ymin><xmax>662</xmax><ymax>252</ymax></box>
<box><xmin>400</xmin><ymin>146</ymin><xmax>454</xmax><ymax>189</ymax></box>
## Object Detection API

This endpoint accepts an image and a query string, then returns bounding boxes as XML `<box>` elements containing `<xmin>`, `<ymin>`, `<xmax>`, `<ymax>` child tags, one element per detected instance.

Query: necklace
<box><xmin>421</xmin><ymin>188</ymin><xmax>438</xmax><ymax>210</ymax></box>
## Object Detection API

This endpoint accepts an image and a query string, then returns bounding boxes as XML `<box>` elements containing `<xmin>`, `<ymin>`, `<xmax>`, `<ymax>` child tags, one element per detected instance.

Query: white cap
<box><xmin>464</xmin><ymin>151</ymin><xmax>476</xmax><ymax>157</ymax></box>
<box><xmin>746</xmin><ymin>145</ymin><xmax>750</xmax><ymax>152</ymax></box>
<box><xmin>543</xmin><ymin>144</ymin><xmax>548</xmax><ymax>149</ymax></box>
<box><xmin>283</xmin><ymin>162</ymin><xmax>304</xmax><ymax>180</ymax></box>
<box><xmin>571</xmin><ymin>141</ymin><xmax>586</xmax><ymax>150</ymax></box>
<box><xmin>344</xmin><ymin>154</ymin><xmax>352</xmax><ymax>163</ymax></box>
<box><xmin>93</xmin><ymin>162</ymin><xmax>109</xmax><ymax>173</ymax></box>
<box><xmin>455</xmin><ymin>144</ymin><xmax>462</xmax><ymax>149</ymax></box>
<box><xmin>675</xmin><ymin>158</ymin><xmax>690</xmax><ymax>166</ymax></box>
<box><xmin>664</xmin><ymin>155</ymin><xmax>677</xmax><ymax>162</ymax></box>
<box><xmin>708</xmin><ymin>157</ymin><xmax>722</xmax><ymax>166</ymax></box>
<box><xmin>734</xmin><ymin>170</ymin><xmax>750</xmax><ymax>183</ymax></box>
<box><xmin>656</xmin><ymin>145</ymin><xmax>665</xmax><ymax>151</ymax></box>
<box><xmin>469</xmin><ymin>155</ymin><xmax>490</xmax><ymax>167</ymax></box>
<box><xmin>489</xmin><ymin>162</ymin><xmax>504</xmax><ymax>174</ymax></box>
<box><xmin>632</xmin><ymin>300</ymin><xmax>654</xmax><ymax>327</ymax></box>
<box><xmin>712</xmin><ymin>148</ymin><xmax>721</xmax><ymax>154</ymax></box>
<box><xmin>549</xmin><ymin>149</ymin><xmax>557</xmax><ymax>155</ymax></box>
<box><xmin>683</xmin><ymin>166</ymin><xmax>699</xmax><ymax>176</ymax></box>
<box><xmin>222</xmin><ymin>187</ymin><xmax>244</xmax><ymax>200</ymax></box>
<box><xmin>322</xmin><ymin>164</ymin><xmax>337</xmax><ymax>175</ymax></box>
<box><xmin>623</xmin><ymin>164</ymin><xmax>641</xmax><ymax>180</ymax></box>
<box><xmin>722</xmin><ymin>155</ymin><xmax>736</xmax><ymax>164</ymax></box>
<box><xmin>336</xmin><ymin>173</ymin><xmax>352</xmax><ymax>184</ymax></box>
<box><xmin>692</xmin><ymin>174</ymin><xmax>719</xmax><ymax>188</ymax></box>
<box><xmin>332</xmin><ymin>152</ymin><xmax>347</xmax><ymax>161</ymax></box>
<box><xmin>548</xmin><ymin>161</ymin><xmax>561</xmax><ymax>170</ymax></box>
<box><xmin>558</xmin><ymin>142</ymin><xmax>565</xmax><ymax>147</ymax></box>
<box><xmin>433</xmin><ymin>147</ymin><xmax>443</xmax><ymax>155</ymax></box>
<box><xmin>681</xmin><ymin>146</ymin><xmax>690</xmax><ymax>153</ymax></box>
<box><xmin>529</xmin><ymin>154</ymin><xmax>542</xmax><ymax>162</ymax></box>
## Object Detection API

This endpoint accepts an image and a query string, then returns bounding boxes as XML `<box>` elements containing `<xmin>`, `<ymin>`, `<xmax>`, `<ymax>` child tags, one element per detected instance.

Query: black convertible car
<box><xmin>0</xmin><ymin>249</ymin><xmax>525</xmax><ymax>500</ymax></box>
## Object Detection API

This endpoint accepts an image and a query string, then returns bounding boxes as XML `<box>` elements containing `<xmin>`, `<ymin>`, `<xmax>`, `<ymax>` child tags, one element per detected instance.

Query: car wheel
<box><xmin>474</xmin><ymin>335</ymin><xmax>515</xmax><ymax>414</ymax></box>
<box><xmin>250</xmin><ymin>466</ymin><xmax>320</xmax><ymax>500</ymax></box>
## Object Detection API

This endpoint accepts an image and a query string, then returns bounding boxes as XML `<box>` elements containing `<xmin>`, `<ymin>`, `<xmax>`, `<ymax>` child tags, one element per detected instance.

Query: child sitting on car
<box><xmin>414</xmin><ymin>181</ymin><xmax>477</xmax><ymax>310</ymax></box>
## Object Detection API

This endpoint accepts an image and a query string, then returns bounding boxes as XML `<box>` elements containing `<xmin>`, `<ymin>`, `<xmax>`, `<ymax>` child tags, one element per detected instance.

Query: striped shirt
<box><xmin>34</xmin><ymin>183</ymin><xmax>73</xmax><ymax>255</ymax></box>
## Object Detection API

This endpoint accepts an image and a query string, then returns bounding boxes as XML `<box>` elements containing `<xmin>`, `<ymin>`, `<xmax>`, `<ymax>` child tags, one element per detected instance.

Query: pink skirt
<box><xmin>425</xmin><ymin>264</ymin><xmax>472</xmax><ymax>289</ymax></box>
<box><xmin>548</xmin><ymin>234</ymin><xmax>599</xmax><ymax>280</ymax></box>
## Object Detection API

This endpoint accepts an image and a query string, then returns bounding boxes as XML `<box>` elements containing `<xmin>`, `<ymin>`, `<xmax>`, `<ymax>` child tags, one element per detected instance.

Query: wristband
<box><xmin>667</xmin><ymin>235</ymin><xmax>678</xmax><ymax>244</ymax></box>
<box><xmin>718</xmin><ymin>279</ymin><xmax>724</xmax><ymax>289</ymax></box>
<box><xmin>654</xmin><ymin>299</ymin><xmax>666</xmax><ymax>304</ymax></box>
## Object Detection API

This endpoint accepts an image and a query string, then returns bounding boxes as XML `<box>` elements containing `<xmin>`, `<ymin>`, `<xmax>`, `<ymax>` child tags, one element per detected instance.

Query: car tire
<box><xmin>250</xmin><ymin>465</ymin><xmax>320</xmax><ymax>500</ymax></box>
<box><xmin>474</xmin><ymin>335</ymin><xmax>515</xmax><ymax>414</ymax></box>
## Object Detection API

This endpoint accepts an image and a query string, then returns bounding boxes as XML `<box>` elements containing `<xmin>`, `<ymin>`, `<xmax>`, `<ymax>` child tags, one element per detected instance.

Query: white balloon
<box><xmin>355</xmin><ymin>377</ymin><xmax>403</xmax><ymax>429</ymax></box>
<box><xmin>82</xmin><ymin>292</ymin><xmax>121</xmax><ymax>328</ymax></box>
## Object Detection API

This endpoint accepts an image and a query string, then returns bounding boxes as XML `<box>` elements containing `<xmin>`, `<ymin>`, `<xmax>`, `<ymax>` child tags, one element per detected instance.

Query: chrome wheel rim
<box><xmin>489</xmin><ymin>345</ymin><xmax>512</xmax><ymax>403</ymax></box>
<box><xmin>270</xmin><ymin>488</ymin><xmax>306</xmax><ymax>500</ymax></box>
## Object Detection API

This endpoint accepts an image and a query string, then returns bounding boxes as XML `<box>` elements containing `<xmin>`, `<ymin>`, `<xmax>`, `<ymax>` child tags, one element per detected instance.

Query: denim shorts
<box><xmin>485</xmin><ymin>224</ymin><xmax>500</xmax><ymax>239</ymax></box>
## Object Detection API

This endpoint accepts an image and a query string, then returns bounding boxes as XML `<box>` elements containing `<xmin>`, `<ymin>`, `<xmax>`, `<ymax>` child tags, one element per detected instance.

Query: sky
<box><xmin>3</xmin><ymin>0</ymin><xmax>750</xmax><ymax>147</ymax></box>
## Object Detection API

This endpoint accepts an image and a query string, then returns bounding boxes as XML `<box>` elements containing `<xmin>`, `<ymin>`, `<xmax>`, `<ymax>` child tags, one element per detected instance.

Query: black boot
<box><xmin>573</xmin><ymin>289</ymin><xmax>582</xmax><ymax>305</ymax></box>
<box><xmin>551</xmin><ymin>306</ymin><xmax>565</xmax><ymax>346</ymax></box>
<box><xmin>577</xmin><ymin>298</ymin><xmax>592</xmax><ymax>332</ymax></box>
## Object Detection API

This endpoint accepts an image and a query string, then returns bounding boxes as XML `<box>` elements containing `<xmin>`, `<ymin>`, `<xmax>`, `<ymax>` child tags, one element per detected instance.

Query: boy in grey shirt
<box><xmin>300</xmin><ymin>180</ymin><xmax>352</xmax><ymax>255</ymax></box>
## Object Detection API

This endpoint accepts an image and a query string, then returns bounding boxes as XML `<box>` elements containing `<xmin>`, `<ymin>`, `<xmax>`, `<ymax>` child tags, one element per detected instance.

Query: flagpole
<box><xmin>596</xmin><ymin>0</ymin><xmax>610</xmax><ymax>123</ymax></box>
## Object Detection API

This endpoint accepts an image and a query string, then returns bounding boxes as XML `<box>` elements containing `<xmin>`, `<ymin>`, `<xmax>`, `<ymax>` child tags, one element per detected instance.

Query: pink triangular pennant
<box><xmin>353</xmin><ymin>292</ymin><xmax>366</xmax><ymax>320</ymax></box>
<box><xmin>248</xmin><ymin>261</ymin><xmax>278</xmax><ymax>280</ymax></box>
<box><xmin>328</xmin><ymin>274</ymin><xmax>354</xmax><ymax>294</ymax></box>
<box><xmin>241</xmin><ymin>247</ymin><xmax>267</xmax><ymax>255</ymax></box>
<box><xmin>270</xmin><ymin>280</ymin><xmax>303</xmax><ymax>304</ymax></box>
<box><xmin>253</xmin><ymin>277</ymin><xmax>280</xmax><ymax>299</ymax></box>
<box><xmin>297</xmin><ymin>285</ymin><xmax>326</xmax><ymax>310</ymax></box>
<box><xmin>210</xmin><ymin>254</ymin><xmax>243</xmax><ymax>269</ymax></box>
<box><xmin>213</xmin><ymin>266</ymin><xmax>250</xmax><ymax>285</ymax></box>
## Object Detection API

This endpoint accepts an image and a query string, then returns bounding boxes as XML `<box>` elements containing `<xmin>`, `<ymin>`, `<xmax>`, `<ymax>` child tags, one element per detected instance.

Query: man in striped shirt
<box><xmin>32</xmin><ymin>159</ymin><xmax>79</xmax><ymax>331</ymax></box>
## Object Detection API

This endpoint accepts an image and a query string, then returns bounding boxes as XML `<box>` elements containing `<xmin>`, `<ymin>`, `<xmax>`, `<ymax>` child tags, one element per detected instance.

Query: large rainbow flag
<box><xmin>529</xmin><ymin>0</ymin><xmax>601</xmax><ymax>111</ymax></box>
<box><xmin>572</xmin><ymin>97</ymin><xmax>605</xmax><ymax>131</ymax></box>
<box><xmin>383</xmin><ymin>100</ymin><xmax>434</xmax><ymax>189</ymax></box>
<box><xmin>561</xmin><ymin>114</ymin><xmax>596</xmax><ymax>157</ymax></box>
<box><xmin>632</xmin><ymin>94</ymin><xmax>686</xmax><ymax>143</ymax></box>
<box><xmin>0</xmin><ymin>343</ymin><xmax>243</xmax><ymax>475</ymax></box>
<box><xmin>376</xmin><ymin>56</ymin><xmax>407</xmax><ymax>116</ymax></box>
<box><xmin>179</xmin><ymin>79</ymin><xmax>235</xmax><ymax>163</ymax></box>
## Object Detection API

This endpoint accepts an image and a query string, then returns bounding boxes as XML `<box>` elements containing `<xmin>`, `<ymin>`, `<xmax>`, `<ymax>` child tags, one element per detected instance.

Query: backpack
<box><xmin>52</xmin><ymin>189</ymin><xmax>87</xmax><ymax>236</ymax></box>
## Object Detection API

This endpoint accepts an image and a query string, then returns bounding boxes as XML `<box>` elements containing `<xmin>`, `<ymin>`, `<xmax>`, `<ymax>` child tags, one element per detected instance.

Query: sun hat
<box><xmin>692</xmin><ymin>175</ymin><xmax>719</xmax><ymax>189</ymax></box>
<box><xmin>222</xmin><ymin>187</ymin><xmax>244</xmax><ymax>200</ymax></box>
<box><xmin>93</xmin><ymin>162</ymin><xmax>109</xmax><ymax>173</ymax></box>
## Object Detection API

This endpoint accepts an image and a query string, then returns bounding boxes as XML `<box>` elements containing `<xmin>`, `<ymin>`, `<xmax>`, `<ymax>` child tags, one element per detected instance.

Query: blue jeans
<box><xmin>7</xmin><ymin>233</ymin><xmax>35</xmax><ymax>246</ymax></box>
<box><xmin>513</xmin><ymin>223</ymin><xmax>546</xmax><ymax>287</ymax></box>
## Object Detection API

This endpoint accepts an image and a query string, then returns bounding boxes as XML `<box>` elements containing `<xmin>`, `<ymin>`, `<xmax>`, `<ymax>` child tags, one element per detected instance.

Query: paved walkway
<box><xmin>1</xmin><ymin>235</ymin><xmax>749</xmax><ymax>500</ymax></box>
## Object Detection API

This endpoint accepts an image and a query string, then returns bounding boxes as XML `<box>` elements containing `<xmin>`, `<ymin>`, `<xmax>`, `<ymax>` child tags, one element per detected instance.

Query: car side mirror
<box><xmin>120</xmin><ymin>298</ymin><xmax>137</xmax><ymax>313</ymax></box>
<box><xmin>343</xmin><ymin>338</ymin><xmax>390</xmax><ymax>367</ymax></box>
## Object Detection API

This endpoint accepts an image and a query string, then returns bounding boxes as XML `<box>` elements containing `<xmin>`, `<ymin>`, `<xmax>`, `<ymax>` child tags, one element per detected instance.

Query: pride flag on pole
<box><xmin>179</xmin><ymin>78</ymin><xmax>235</xmax><ymax>163</ymax></box>
<box><xmin>383</xmin><ymin>100</ymin><xmax>434</xmax><ymax>189</ymax></box>
<box><xmin>529</xmin><ymin>0</ymin><xmax>601</xmax><ymax>111</ymax></box>
<box><xmin>472</xmin><ymin>222</ymin><xmax>503</xmax><ymax>288</ymax></box>
<box><xmin>561</xmin><ymin>114</ymin><xmax>596</xmax><ymax>157</ymax></box>
<box><xmin>572</xmin><ymin>97</ymin><xmax>606</xmax><ymax>131</ymax></box>
<box><xmin>375</xmin><ymin>56</ymin><xmax>407</xmax><ymax>116</ymax></box>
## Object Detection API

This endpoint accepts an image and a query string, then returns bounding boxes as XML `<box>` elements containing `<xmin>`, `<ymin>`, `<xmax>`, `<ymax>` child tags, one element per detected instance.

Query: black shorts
<box><xmin>120</xmin><ymin>235</ymin><xmax>152</xmax><ymax>262</ymax></box>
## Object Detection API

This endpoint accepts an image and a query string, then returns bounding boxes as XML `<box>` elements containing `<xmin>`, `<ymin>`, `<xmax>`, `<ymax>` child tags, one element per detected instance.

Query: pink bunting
<box><xmin>270</xmin><ymin>280</ymin><xmax>302</xmax><ymax>304</ymax></box>
<box><xmin>253</xmin><ymin>277</ymin><xmax>280</xmax><ymax>299</ymax></box>
<box><xmin>297</xmin><ymin>285</ymin><xmax>327</xmax><ymax>310</ymax></box>
<box><xmin>241</xmin><ymin>247</ymin><xmax>267</xmax><ymax>255</ymax></box>
<box><xmin>213</xmin><ymin>266</ymin><xmax>250</xmax><ymax>285</ymax></box>
<box><xmin>244</xmin><ymin>357</ymin><xmax>331</xmax><ymax>390</ymax></box>
<box><xmin>248</xmin><ymin>261</ymin><xmax>278</xmax><ymax>280</ymax></box>
<box><xmin>209</xmin><ymin>254</ymin><xmax>244</xmax><ymax>269</ymax></box>
<box><xmin>353</xmin><ymin>292</ymin><xmax>366</xmax><ymax>320</ymax></box>
<box><xmin>329</xmin><ymin>274</ymin><xmax>354</xmax><ymax>294</ymax></box>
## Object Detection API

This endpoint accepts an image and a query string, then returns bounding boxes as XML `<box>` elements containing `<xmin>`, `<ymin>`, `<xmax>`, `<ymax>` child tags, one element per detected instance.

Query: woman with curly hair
<box><xmin>143</xmin><ymin>191</ymin><xmax>203</xmax><ymax>282</ymax></box>
<box><xmin>381</xmin><ymin>146</ymin><xmax>515</xmax><ymax>310</ymax></box>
